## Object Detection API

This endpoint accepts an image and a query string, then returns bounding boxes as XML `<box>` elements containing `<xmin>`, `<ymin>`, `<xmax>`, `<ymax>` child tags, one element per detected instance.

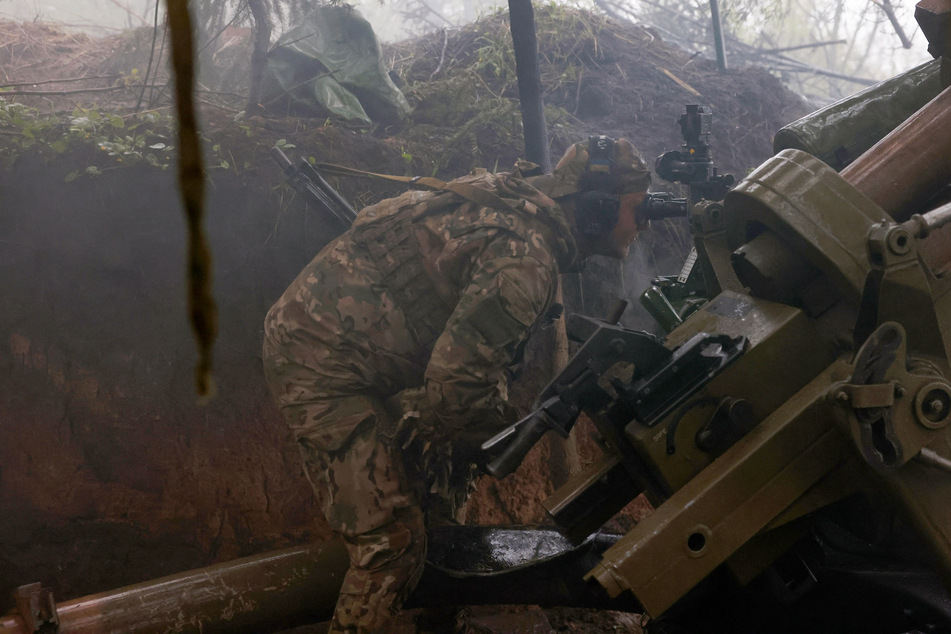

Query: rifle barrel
<box><xmin>271</xmin><ymin>147</ymin><xmax>357</xmax><ymax>230</ymax></box>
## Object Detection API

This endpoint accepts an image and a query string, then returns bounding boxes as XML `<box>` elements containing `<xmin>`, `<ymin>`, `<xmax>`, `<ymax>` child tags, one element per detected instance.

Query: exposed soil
<box><xmin>0</xmin><ymin>5</ymin><xmax>810</xmax><ymax>631</ymax></box>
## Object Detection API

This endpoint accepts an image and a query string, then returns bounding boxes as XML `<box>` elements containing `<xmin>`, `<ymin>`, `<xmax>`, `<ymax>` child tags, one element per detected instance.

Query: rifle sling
<box><xmin>316</xmin><ymin>162</ymin><xmax>521</xmax><ymax>213</ymax></box>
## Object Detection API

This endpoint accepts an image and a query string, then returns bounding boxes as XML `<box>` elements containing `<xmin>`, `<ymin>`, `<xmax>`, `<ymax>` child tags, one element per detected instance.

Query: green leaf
<box><xmin>70</xmin><ymin>116</ymin><xmax>93</xmax><ymax>131</ymax></box>
<box><xmin>64</xmin><ymin>170</ymin><xmax>79</xmax><ymax>182</ymax></box>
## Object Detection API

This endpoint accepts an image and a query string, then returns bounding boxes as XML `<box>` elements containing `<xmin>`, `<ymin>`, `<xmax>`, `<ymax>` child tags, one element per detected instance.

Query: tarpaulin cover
<box><xmin>262</xmin><ymin>5</ymin><xmax>410</xmax><ymax>127</ymax></box>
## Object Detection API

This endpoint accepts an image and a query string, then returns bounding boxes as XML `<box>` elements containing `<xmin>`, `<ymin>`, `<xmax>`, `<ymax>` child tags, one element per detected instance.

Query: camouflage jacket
<box><xmin>263</xmin><ymin>162</ymin><xmax>578</xmax><ymax>453</ymax></box>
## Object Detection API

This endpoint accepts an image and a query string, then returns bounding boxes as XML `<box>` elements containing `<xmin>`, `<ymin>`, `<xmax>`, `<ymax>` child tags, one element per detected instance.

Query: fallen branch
<box><xmin>754</xmin><ymin>39</ymin><xmax>847</xmax><ymax>55</ymax></box>
<box><xmin>429</xmin><ymin>28</ymin><xmax>450</xmax><ymax>81</ymax></box>
<box><xmin>0</xmin><ymin>75</ymin><xmax>120</xmax><ymax>88</ymax></box>
<box><xmin>0</xmin><ymin>85</ymin><xmax>137</xmax><ymax>96</ymax></box>
<box><xmin>764</xmin><ymin>54</ymin><xmax>878</xmax><ymax>86</ymax></box>
<box><xmin>659</xmin><ymin>66</ymin><xmax>701</xmax><ymax>96</ymax></box>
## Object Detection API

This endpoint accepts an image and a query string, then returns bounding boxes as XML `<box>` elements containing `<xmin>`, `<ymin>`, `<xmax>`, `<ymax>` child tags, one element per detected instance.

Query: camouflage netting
<box><xmin>0</xmin><ymin>5</ymin><xmax>808</xmax><ymax>628</ymax></box>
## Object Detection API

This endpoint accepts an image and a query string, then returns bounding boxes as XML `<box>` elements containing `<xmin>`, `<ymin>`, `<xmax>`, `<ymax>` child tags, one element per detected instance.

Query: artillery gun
<box><xmin>4</xmin><ymin>2</ymin><xmax>951</xmax><ymax>631</ymax></box>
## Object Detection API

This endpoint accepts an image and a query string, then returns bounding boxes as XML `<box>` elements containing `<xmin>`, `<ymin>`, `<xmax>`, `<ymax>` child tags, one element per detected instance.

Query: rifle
<box><xmin>271</xmin><ymin>147</ymin><xmax>357</xmax><ymax>231</ymax></box>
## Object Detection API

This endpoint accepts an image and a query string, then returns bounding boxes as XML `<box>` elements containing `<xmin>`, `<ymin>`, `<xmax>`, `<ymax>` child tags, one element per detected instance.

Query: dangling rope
<box><xmin>166</xmin><ymin>0</ymin><xmax>218</xmax><ymax>400</ymax></box>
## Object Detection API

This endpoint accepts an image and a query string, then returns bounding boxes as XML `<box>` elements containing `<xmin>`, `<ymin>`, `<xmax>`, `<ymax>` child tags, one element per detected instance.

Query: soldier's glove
<box><xmin>386</xmin><ymin>387</ymin><xmax>478</xmax><ymax>516</ymax></box>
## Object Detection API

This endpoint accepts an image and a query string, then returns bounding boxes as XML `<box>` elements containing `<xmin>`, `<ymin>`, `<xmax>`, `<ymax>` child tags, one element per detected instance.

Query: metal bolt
<box><xmin>887</xmin><ymin>228</ymin><xmax>913</xmax><ymax>255</ymax></box>
<box><xmin>835</xmin><ymin>391</ymin><xmax>850</xmax><ymax>404</ymax></box>
<box><xmin>894</xmin><ymin>385</ymin><xmax>906</xmax><ymax>398</ymax></box>
<box><xmin>928</xmin><ymin>398</ymin><xmax>945</xmax><ymax>414</ymax></box>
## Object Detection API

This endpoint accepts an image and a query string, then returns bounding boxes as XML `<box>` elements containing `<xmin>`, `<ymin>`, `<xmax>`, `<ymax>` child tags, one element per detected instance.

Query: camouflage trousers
<box><xmin>296</xmin><ymin>397</ymin><xmax>427</xmax><ymax>634</ymax></box>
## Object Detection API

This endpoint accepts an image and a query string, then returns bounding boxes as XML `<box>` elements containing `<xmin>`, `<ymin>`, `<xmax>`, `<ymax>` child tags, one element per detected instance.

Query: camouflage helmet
<box><xmin>538</xmin><ymin>135</ymin><xmax>652</xmax><ymax>199</ymax></box>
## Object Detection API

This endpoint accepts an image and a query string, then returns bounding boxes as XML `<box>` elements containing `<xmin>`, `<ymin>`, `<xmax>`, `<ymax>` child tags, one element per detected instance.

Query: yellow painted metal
<box><xmin>725</xmin><ymin>149</ymin><xmax>884</xmax><ymax>306</ymax></box>
<box><xmin>587</xmin><ymin>362</ymin><xmax>855</xmax><ymax>615</ymax></box>
<box><xmin>622</xmin><ymin>292</ymin><xmax>835</xmax><ymax>494</ymax></box>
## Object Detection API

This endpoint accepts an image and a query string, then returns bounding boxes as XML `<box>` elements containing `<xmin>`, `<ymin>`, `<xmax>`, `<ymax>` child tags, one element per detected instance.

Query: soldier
<box><xmin>262</xmin><ymin>135</ymin><xmax>651</xmax><ymax>632</ymax></box>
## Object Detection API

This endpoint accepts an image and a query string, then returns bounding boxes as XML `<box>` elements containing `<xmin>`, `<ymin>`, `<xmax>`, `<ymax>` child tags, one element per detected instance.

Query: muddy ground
<box><xmin>0</xmin><ymin>5</ymin><xmax>809</xmax><ymax>631</ymax></box>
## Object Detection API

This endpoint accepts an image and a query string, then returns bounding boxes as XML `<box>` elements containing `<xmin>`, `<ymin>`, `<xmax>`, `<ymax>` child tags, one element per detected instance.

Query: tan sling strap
<box><xmin>316</xmin><ymin>162</ymin><xmax>523</xmax><ymax>213</ymax></box>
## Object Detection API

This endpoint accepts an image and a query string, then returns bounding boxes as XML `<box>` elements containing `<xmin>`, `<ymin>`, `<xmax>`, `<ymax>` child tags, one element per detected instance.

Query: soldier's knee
<box><xmin>344</xmin><ymin>504</ymin><xmax>425</xmax><ymax>571</ymax></box>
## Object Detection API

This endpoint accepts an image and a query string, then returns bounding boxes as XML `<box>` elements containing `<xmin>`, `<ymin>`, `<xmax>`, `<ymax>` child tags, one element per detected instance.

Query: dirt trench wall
<box><xmin>0</xmin><ymin>150</ymin><xmax>332</xmax><ymax>602</ymax></box>
<box><xmin>0</xmin><ymin>131</ymin><xmax>586</xmax><ymax>606</ymax></box>
<box><xmin>0</xmin><ymin>7</ymin><xmax>813</xmax><ymax>605</ymax></box>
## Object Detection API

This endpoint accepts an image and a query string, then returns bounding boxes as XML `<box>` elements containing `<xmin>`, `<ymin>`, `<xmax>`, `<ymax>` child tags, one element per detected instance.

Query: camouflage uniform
<box><xmin>262</xmin><ymin>140</ymin><xmax>651</xmax><ymax>632</ymax></box>
<box><xmin>262</xmin><ymin>162</ymin><xmax>578</xmax><ymax>633</ymax></box>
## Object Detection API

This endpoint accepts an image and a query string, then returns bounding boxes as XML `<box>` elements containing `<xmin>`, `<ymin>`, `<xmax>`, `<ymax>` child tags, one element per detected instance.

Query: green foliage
<box><xmin>473</xmin><ymin>32</ymin><xmax>517</xmax><ymax>83</ymax></box>
<box><xmin>0</xmin><ymin>98</ymin><xmax>177</xmax><ymax>175</ymax></box>
<box><xmin>0</xmin><ymin>101</ymin><xmax>55</xmax><ymax>154</ymax></box>
<box><xmin>392</xmin><ymin>4</ymin><xmax>590</xmax><ymax>176</ymax></box>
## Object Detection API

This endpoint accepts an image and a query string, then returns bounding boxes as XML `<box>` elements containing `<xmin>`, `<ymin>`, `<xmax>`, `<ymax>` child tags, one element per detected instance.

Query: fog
<box><xmin>0</xmin><ymin>0</ymin><xmax>933</xmax><ymax>85</ymax></box>
<box><xmin>0</xmin><ymin>0</ymin><xmax>943</xmax><ymax>623</ymax></box>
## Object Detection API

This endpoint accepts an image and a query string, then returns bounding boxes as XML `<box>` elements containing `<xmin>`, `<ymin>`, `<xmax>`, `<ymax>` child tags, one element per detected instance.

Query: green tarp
<box><xmin>263</xmin><ymin>5</ymin><xmax>411</xmax><ymax>127</ymax></box>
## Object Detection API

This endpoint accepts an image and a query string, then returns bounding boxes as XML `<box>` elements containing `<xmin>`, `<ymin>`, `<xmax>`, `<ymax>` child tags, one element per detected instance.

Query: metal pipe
<box><xmin>923</xmin><ymin>200</ymin><xmax>951</xmax><ymax>233</ymax></box>
<box><xmin>0</xmin><ymin>540</ymin><xmax>350</xmax><ymax>634</ymax></box>
<box><xmin>0</xmin><ymin>528</ymin><xmax>640</xmax><ymax>634</ymax></box>
<box><xmin>839</xmin><ymin>83</ymin><xmax>951</xmax><ymax>222</ymax></box>
<box><xmin>838</xmin><ymin>83</ymin><xmax>951</xmax><ymax>272</ymax></box>
<box><xmin>902</xmin><ymin>200</ymin><xmax>951</xmax><ymax>238</ymax></box>
<box><xmin>709</xmin><ymin>0</ymin><xmax>728</xmax><ymax>73</ymax></box>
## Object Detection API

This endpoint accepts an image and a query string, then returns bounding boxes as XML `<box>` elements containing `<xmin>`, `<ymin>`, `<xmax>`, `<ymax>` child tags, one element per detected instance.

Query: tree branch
<box><xmin>246</xmin><ymin>0</ymin><xmax>271</xmax><ymax>116</ymax></box>
<box><xmin>136</xmin><ymin>0</ymin><xmax>162</xmax><ymax>111</ymax></box>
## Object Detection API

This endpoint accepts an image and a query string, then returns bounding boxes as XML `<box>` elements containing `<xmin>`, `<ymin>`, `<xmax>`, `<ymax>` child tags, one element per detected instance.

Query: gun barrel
<box><xmin>300</xmin><ymin>161</ymin><xmax>358</xmax><ymax>225</ymax></box>
<box><xmin>484</xmin><ymin>412</ymin><xmax>553</xmax><ymax>478</ymax></box>
<box><xmin>270</xmin><ymin>146</ymin><xmax>294</xmax><ymax>173</ymax></box>
<box><xmin>840</xmin><ymin>83</ymin><xmax>951</xmax><ymax>221</ymax></box>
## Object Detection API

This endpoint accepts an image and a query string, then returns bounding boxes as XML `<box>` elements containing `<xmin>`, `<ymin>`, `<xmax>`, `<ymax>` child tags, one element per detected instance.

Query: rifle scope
<box><xmin>639</xmin><ymin>192</ymin><xmax>689</xmax><ymax>222</ymax></box>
